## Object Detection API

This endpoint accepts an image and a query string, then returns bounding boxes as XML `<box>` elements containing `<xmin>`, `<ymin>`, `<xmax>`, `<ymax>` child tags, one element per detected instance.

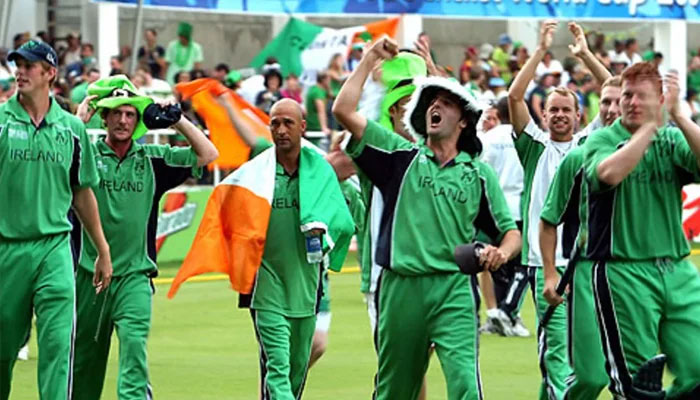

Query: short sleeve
<box><xmin>345</xmin><ymin>119</ymin><xmax>417</xmax><ymax>192</ymax></box>
<box><xmin>193</xmin><ymin>43</ymin><xmax>204</xmax><ymax>63</ymax></box>
<box><xmin>474</xmin><ymin>162</ymin><xmax>517</xmax><ymax>242</ymax></box>
<box><xmin>670</xmin><ymin>128</ymin><xmax>700</xmax><ymax>183</ymax></box>
<box><xmin>540</xmin><ymin>150</ymin><xmax>581</xmax><ymax>225</ymax></box>
<box><xmin>71</xmin><ymin>124</ymin><xmax>99</xmax><ymax>189</ymax></box>
<box><xmin>165</xmin><ymin>42</ymin><xmax>176</xmax><ymax>63</ymax></box>
<box><xmin>514</xmin><ymin>118</ymin><xmax>547</xmax><ymax>168</ymax></box>
<box><xmin>584</xmin><ymin>129</ymin><xmax>618</xmax><ymax>192</ymax></box>
<box><xmin>148</xmin><ymin>145</ymin><xmax>201</xmax><ymax>194</ymax></box>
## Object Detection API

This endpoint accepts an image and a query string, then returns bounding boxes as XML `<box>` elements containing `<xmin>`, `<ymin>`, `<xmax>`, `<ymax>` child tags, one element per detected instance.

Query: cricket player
<box><xmin>334</xmin><ymin>37</ymin><xmax>521</xmax><ymax>400</ymax></box>
<box><xmin>539</xmin><ymin>75</ymin><xmax>622</xmax><ymax>400</ymax></box>
<box><xmin>584</xmin><ymin>63</ymin><xmax>700</xmax><ymax>399</ymax></box>
<box><xmin>0</xmin><ymin>40</ymin><xmax>112</xmax><ymax>400</ymax></box>
<box><xmin>507</xmin><ymin>20</ymin><xmax>611</xmax><ymax>399</ymax></box>
<box><xmin>217</xmin><ymin>94</ymin><xmax>353</xmax><ymax>399</ymax></box>
<box><xmin>69</xmin><ymin>76</ymin><xmax>218</xmax><ymax>399</ymax></box>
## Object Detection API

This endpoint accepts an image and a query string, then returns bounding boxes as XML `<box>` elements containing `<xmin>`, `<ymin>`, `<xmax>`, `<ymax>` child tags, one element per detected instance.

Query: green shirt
<box><xmin>347</xmin><ymin>120</ymin><xmax>516</xmax><ymax>276</ymax></box>
<box><xmin>71</xmin><ymin>81</ymin><xmax>89</xmax><ymax>105</ymax></box>
<box><xmin>305</xmin><ymin>85</ymin><xmax>327</xmax><ymax>132</ymax></box>
<box><xmin>540</xmin><ymin>146</ymin><xmax>586</xmax><ymax>259</ymax></box>
<box><xmin>243</xmin><ymin>139</ymin><xmax>322</xmax><ymax>317</ymax></box>
<box><xmin>165</xmin><ymin>40</ymin><xmax>204</xmax><ymax>84</ymax></box>
<box><xmin>76</xmin><ymin>140</ymin><xmax>200</xmax><ymax>276</ymax></box>
<box><xmin>583</xmin><ymin>120</ymin><xmax>700</xmax><ymax>260</ymax></box>
<box><xmin>0</xmin><ymin>95</ymin><xmax>98</xmax><ymax>240</ymax></box>
<box><xmin>491</xmin><ymin>47</ymin><xmax>512</xmax><ymax>84</ymax></box>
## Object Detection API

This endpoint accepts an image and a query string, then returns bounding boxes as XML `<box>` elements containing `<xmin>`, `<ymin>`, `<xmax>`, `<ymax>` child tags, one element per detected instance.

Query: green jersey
<box><xmin>539</xmin><ymin>146</ymin><xmax>586</xmax><ymax>258</ymax></box>
<box><xmin>583</xmin><ymin>120</ymin><xmax>700</xmax><ymax>260</ymax></box>
<box><xmin>347</xmin><ymin>120</ymin><xmax>516</xmax><ymax>276</ymax></box>
<box><xmin>0</xmin><ymin>95</ymin><xmax>98</xmax><ymax>240</ymax></box>
<box><xmin>241</xmin><ymin>139</ymin><xmax>322</xmax><ymax>318</ymax></box>
<box><xmin>515</xmin><ymin>119</ymin><xmax>600</xmax><ymax>267</ymax></box>
<box><xmin>305</xmin><ymin>85</ymin><xmax>327</xmax><ymax>132</ymax></box>
<box><xmin>75</xmin><ymin>139</ymin><xmax>201</xmax><ymax>276</ymax></box>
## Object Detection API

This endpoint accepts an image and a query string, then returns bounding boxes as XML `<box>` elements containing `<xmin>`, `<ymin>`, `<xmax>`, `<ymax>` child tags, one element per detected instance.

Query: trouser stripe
<box><xmin>251</xmin><ymin>311</ymin><xmax>271</xmax><ymax>400</ymax></box>
<box><xmin>592</xmin><ymin>261</ymin><xmax>632</xmax><ymax>397</ymax></box>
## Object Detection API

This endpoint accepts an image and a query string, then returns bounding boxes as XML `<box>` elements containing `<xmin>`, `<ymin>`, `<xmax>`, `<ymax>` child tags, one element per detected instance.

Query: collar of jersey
<box><xmin>275</xmin><ymin>162</ymin><xmax>298</xmax><ymax>178</ymax></box>
<box><xmin>5</xmin><ymin>94</ymin><xmax>63</xmax><ymax>126</ymax></box>
<box><xmin>610</xmin><ymin>118</ymin><xmax>633</xmax><ymax>139</ymax></box>
<box><xmin>421</xmin><ymin>144</ymin><xmax>473</xmax><ymax>165</ymax></box>
<box><xmin>96</xmin><ymin>138</ymin><xmax>143</xmax><ymax>158</ymax></box>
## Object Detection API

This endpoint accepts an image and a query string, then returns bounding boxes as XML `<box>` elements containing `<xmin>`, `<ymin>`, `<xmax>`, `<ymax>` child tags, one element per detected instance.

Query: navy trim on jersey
<box><xmin>69</xmin><ymin>135</ymin><xmax>81</xmax><ymax>187</ymax></box>
<box><xmin>586</xmin><ymin>187</ymin><xmax>617</xmax><ymax>260</ymax></box>
<box><xmin>561</xmin><ymin>169</ymin><xmax>583</xmax><ymax>259</ymax></box>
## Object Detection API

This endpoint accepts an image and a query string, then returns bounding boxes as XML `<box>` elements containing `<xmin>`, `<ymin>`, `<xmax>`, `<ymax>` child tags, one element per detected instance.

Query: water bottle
<box><xmin>305</xmin><ymin>233</ymin><xmax>323</xmax><ymax>264</ymax></box>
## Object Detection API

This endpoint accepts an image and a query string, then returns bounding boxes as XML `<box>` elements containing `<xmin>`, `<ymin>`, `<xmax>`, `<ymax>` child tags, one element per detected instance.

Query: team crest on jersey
<box><xmin>419</xmin><ymin>154</ymin><xmax>428</xmax><ymax>164</ymax></box>
<box><xmin>96</xmin><ymin>159</ymin><xmax>108</xmax><ymax>173</ymax></box>
<box><xmin>134</xmin><ymin>159</ymin><xmax>146</xmax><ymax>176</ymax></box>
<box><xmin>54</xmin><ymin>130</ymin><xmax>67</xmax><ymax>145</ymax></box>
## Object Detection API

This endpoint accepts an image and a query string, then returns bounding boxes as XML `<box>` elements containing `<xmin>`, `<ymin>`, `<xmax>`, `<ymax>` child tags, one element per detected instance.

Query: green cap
<box><xmin>513</xmin><ymin>41</ymin><xmax>523</xmax><ymax>50</ymax></box>
<box><xmin>177</xmin><ymin>22</ymin><xmax>193</xmax><ymax>40</ymax></box>
<box><xmin>225</xmin><ymin>70</ymin><xmax>242</xmax><ymax>86</ymax></box>
<box><xmin>642</xmin><ymin>50</ymin><xmax>655</xmax><ymax>61</ymax></box>
<box><xmin>87</xmin><ymin>75</ymin><xmax>154</xmax><ymax>140</ymax></box>
<box><xmin>378</xmin><ymin>53</ymin><xmax>427</xmax><ymax>130</ymax></box>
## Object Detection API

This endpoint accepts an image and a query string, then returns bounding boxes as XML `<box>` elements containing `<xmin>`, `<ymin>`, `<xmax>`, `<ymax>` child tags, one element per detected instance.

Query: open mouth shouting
<box><xmin>429</xmin><ymin>110</ymin><xmax>442</xmax><ymax>129</ymax></box>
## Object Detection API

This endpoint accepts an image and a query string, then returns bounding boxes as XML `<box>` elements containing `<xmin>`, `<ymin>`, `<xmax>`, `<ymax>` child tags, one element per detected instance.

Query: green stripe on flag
<box><xmin>251</xmin><ymin>17</ymin><xmax>323</xmax><ymax>78</ymax></box>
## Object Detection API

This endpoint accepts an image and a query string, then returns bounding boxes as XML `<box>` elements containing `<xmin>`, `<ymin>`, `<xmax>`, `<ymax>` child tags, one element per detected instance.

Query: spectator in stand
<box><xmin>620</xmin><ymin>38</ymin><xmax>642</xmax><ymax>65</ymax></box>
<box><xmin>61</xmin><ymin>32</ymin><xmax>82</xmax><ymax>66</ymax></box>
<box><xmin>12</xmin><ymin>32</ymin><xmax>29</xmax><ymax>50</ymax></box>
<box><xmin>479</xmin><ymin>43</ymin><xmax>495</xmax><ymax>73</ymax></box>
<box><xmin>652</xmin><ymin>51</ymin><xmax>664</xmax><ymax>74</ymax></box>
<box><xmin>459</xmin><ymin>46</ymin><xmax>479</xmax><ymax>85</ymax></box>
<box><xmin>0</xmin><ymin>78</ymin><xmax>15</xmax><ymax>103</ymax></box>
<box><xmin>280</xmin><ymin>73</ymin><xmax>302</xmax><ymax>104</ymax></box>
<box><xmin>492</xmin><ymin>33</ymin><xmax>513</xmax><ymax>84</ymax></box>
<box><xmin>212</xmin><ymin>63</ymin><xmax>229</xmax><ymax>83</ymax></box>
<box><xmin>535</xmin><ymin>50</ymin><xmax>563</xmax><ymax>79</ymax></box>
<box><xmin>305</xmin><ymin>70</ymin><xmax>332</xmax><ymax>143</ymax></box>
<box><xmin>480</xmin><ymin>77</ymin><xmax>507</xmax><ymax>103</ymax></box>
<box><xmin>190</xmin><ymin>68</ymin><xmax>207</xmax><ymax>81</ymax></box>
<box><xmin>327</xmin><ymin>53</ymin><xmax>348</xmax><ymax>99</ymax></box>
<box><xmin>133</xmin><ymin>67</ymin><xmax>172</xmax><ymax>100</ymax></box>
<box><xmin>255</xmin><ymin>68</ymin><xmax>283</xmax><ymax>114</ymax></box>
<box><xmin>36</xmin><ymin>31</ymin><xmax>51</xmax><ymax>45</ymax></box>
<box><xmin>137</xmin><ymin>28</ymin><xmax>166</xmax><ymax>79</ymax></box>
<box><xmin>71</xmin><ymin>68</ymin><xmax>101</xmax><ymax>104</ymax></box>
<box><xmin>80</xmin><ymin>43</ymin><xmax>98</xmax><ymax>72</ymax></box>
<box><xmin>527</xmin><ymin>72</ymin><xmax>555</xmax><ymax>129</ymax></box>
<box><xmin>347</xmin><ymin>42</ymin><xmax>363</xmax><ymax>72</ymax></box>
<box><xmin>109</xmin><ymin>55</ymin><xmax>125</xmax><ymax>76</ymax></box>
<box><xmin>682</xmin><ymin>88</ymin><xmax>700</xmax><ymax>123</ymax></box>
<box><xmin>509</xmin><ymin>42</ymin><xmax>529</xmax><ymax>78</ymax></box>
<box><xmin>610</xmin><ymin>53</ymin><xmax>628</xmax><ymax>76</ymax></box>
<box><xmin>165</xmin><ymin>22</ymin><xmax>203</xmax><ymax>84</ymax></box>
<box><xmin>581</xmin><ymin>74</ymin><xmax>599</xmax><ymax>124</ymax></box>
<box><xmin>0</xmin><ymin>48</ymin><xmax>14</xmax><ymax>80</ymax></box>
<box><xmin>608</xmin><ymin>39</ymin><xmax>625</xmax><ymax>61</ymax></box>
<box><xmin>175</xmin><ymin>70</ymin><xmax>190</xmax><ymax>84</ymax></box>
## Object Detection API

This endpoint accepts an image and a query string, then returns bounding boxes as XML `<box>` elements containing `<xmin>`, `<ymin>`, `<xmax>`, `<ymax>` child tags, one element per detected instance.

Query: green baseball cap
<box><xmin>178</xmin><ymin>22</ymin><xmax>193</xmax><ymax>40</ymax></box>
<box><xmin>378</xmin><ymin>52</ymin><xmax>427</xmax><ymax>130</ymax></box>
<box><xmin>87</xmin><ymin>75</ymin><xmax>154</xmax><ymax>140</ymax></box>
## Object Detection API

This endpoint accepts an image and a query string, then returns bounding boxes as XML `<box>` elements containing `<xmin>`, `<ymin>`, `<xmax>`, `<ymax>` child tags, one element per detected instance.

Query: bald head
<box><xmin>269</xmin><ymin>98</ymin><xmax>306</xmax><ymax>153</ymax></box>
<box><xmin>270</xmin><ymin>98</ymin><xmax>304</xmax><ymax>122</ymax></box>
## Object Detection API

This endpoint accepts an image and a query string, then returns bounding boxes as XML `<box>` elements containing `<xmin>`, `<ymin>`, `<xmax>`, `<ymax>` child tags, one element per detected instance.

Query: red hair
<box><xmin>621</xmin><ymin>62</ymin><xmax>661</xmax><ymax>95</ymax></box>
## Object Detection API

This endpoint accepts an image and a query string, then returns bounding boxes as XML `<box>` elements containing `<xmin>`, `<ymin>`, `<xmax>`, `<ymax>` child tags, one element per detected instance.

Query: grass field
<box><xmin>10</xmin><ymin>253</ymin><xmax>700</xmax><ymax>399</ymax></box>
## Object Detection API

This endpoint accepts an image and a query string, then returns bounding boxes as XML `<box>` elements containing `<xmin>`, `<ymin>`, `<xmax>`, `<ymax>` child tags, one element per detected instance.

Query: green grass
<box><xmin>10</xmin><ymin>254</ymin><xmax>700</xmax><ymax>399</ymax></box>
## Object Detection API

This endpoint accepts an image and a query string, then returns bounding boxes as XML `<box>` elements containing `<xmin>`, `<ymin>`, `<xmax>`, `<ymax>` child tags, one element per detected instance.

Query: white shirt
<box><xmin>478</xmin><ymin>124</ymin><xmax>524</xmax><ymax>221</ymax></box>
<box><xmin>620</xmin><ymin>52</ymin><xmax>643</xmax><ymax>66</ymax></box>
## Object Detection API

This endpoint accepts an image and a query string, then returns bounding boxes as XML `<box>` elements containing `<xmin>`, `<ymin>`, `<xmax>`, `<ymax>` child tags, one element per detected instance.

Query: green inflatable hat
<box><xmin>225</xmin><ymin>70</ymin><xmax>242</xmax><ymax>85</ymax></box>
<box><xmin>378</xmin><ymin>52</ymin><xmax>427</xmax><ymax>130</ymax></box>
<box><xmin>87</xmin><ymin>75</ymin><xmax>154</xmax><ymax>140</ymax></box>
<box><xmin>178</xmin><ymin>22</ymin><xmax>193</xmax><ymax>40</ymax></box>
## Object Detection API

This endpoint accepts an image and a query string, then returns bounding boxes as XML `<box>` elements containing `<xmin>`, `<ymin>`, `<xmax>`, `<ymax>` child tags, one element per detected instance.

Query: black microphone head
<box><xmin>454</xmin><ymin>242</ymin><xmax>486</xmax><ymax>275</ymax></box>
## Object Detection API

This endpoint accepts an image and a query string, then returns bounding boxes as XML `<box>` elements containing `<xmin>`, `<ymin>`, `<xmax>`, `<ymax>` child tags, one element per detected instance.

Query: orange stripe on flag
<box><xmin>361</xmin><ymin>17</ymin><xmax>400</xmax><ymax>41</ymax></box>
<box><xmin>175</xmin><ymin>79</ymin><xmax>272</xmax><ymax>170</ymax></box>
<box><xmin>167</xmin><ymin>184</ymin><xmax>272</xmax><ymax>298</ymax></box>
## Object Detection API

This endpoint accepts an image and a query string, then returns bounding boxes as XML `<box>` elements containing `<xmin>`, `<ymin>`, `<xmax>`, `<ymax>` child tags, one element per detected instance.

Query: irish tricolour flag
<box><xmin>251</xmin><ymin>17</ymin><xmax>399</xmax><ymax>86</ymax></box>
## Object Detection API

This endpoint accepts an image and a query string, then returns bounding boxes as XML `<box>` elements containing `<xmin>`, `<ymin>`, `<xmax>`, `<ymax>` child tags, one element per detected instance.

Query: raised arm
<box><xmin>568</xmin><ymin>22</ymin><xmax>611</xmax><ymax>86</ymax></box>
<box><xmin>596</xmin><ymin>121</ymin><xmax>656</xmax><ymax>186</ymax></box>
<box><xmin>667</xmin><ymin>72</ymin><xmax>700</xmax><ymax>169</ymax></box>
<box><xmin>172</xmin><ymin>114</ymin><xmax>219</xmax><ymax>166</ymax></box>
<box><xmin>216</xmin><ymin>93</ymin><xmax>259</xmax><ymax>148</ymax></box>
<box><xmin>508</xmin><ymin>20</ymin><xmax>557</xmax><ymax>135</ymax></box>
<box><xmin>72</xmin><ymin>187</ymin><xmax>112</xmax><ymax>293</ymax></box>
<box><xmin>333</xmin><ymin>36</ymin><xmax>398</xmax><ymax>141</ymax></box>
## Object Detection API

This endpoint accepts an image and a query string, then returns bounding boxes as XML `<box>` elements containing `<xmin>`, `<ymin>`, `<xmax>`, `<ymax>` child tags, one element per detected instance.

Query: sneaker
<box><xmin>487</xmin><ymin>309</ymin><xmax>515</xmax><ymax>336</ymax></box>
<box><xmin>510</xmin><ymin>317</ymin><xmax>531</xmax><ymax>337</ymax></box>
<box><xmin>17</xmin><ymin>345</ymin><xmax>29</xmax><ymax>361</ymax></box>
<box><xmin>479</xmin><ymin>319</ymin><xmax>499</xmax><ymax>334</ymax></box>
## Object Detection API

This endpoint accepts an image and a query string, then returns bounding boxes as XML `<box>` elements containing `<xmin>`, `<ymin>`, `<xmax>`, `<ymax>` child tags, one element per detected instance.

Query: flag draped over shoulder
<box><xmin>167</xmin><ymin>145</ymin><xmax>355</xmax><ymax>298</ymax></box>
<box><xmin>175</xmin><ymin>78</ymin><xmax>271</xmax><ymax>170</ymax></box>
<box><xmin>251</xmin><ymin>16</ymin><xmax>399</xmax><ymax>81</ymax></box>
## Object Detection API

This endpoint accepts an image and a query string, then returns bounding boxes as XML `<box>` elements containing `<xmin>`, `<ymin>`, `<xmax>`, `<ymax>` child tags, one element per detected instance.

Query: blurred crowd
<box><xmin>2</xmin><ymin>23</ymin><xmax>699</xmax><ymax>140</ymax></box>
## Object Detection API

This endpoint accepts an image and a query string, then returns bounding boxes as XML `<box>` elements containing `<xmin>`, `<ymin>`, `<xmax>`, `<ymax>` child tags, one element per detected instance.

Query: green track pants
<box><xmin>0</xmin><ymin>234</ymin><xmax>75</xmax><ymax>400</ymax></box>
<box><xmin>71</xmin><ymin>267</ymin><xmax>153</xmax><ymax>400</ymax></box>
